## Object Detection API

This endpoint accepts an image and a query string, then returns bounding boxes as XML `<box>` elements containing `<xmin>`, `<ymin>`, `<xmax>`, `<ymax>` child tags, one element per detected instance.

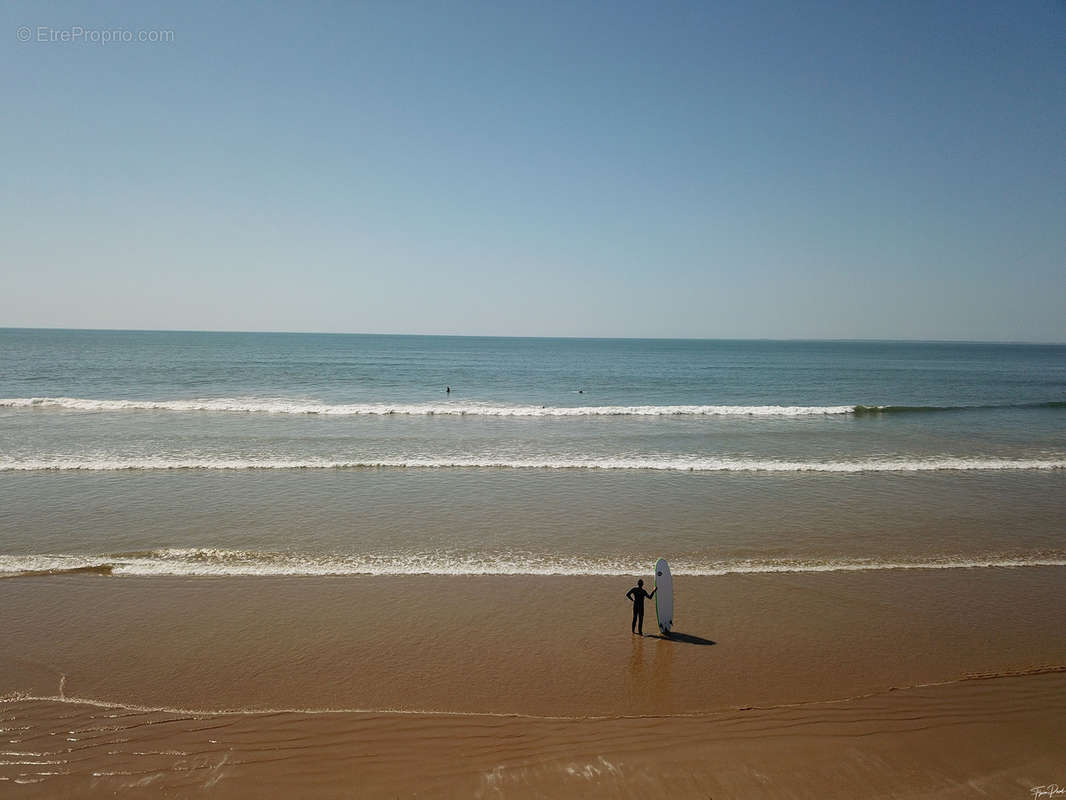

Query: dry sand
<box><xmin>2</xmin><ymin>567</ymin><xmax>1064</xmax><ymax>796</ymax></box>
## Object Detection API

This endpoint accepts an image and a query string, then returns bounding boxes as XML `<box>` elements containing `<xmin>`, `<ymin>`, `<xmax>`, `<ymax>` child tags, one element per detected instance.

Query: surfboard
<box><xmin>654</xmin><ymin>558</ymin><xmax>674</xmax><ymax>635</ymax></box>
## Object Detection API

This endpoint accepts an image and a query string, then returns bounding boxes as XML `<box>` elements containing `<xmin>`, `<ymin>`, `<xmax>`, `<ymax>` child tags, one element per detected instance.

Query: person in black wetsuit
<box><xmin>626</xmin><ymin>578</ymin><xmax>657</xmax><ymax>635</ymax></box>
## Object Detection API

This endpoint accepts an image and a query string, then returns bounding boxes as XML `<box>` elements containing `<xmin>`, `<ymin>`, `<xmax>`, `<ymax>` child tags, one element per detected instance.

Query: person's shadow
<box><xmin>645</xmin><ymin>631</ymin><xmax>716</xmax><ymax>646</ymax></box>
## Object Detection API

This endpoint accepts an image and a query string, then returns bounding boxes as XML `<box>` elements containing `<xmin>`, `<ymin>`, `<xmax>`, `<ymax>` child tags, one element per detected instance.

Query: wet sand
<box><xmin>2</xmin><ymin>568</ymin><xmax>1065</xmax><ymax>796</ymax></box>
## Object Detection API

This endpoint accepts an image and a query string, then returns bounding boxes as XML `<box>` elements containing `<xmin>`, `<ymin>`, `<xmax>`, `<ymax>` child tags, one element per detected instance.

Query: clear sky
<box><xmin>3</xmin><ymin>1</ymin><xmax>1063</xmax><ymax>340</ymax></box>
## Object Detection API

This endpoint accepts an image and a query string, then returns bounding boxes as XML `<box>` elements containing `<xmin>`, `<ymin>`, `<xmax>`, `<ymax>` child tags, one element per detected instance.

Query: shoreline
<box><xmin>4</xmin><ymin>671</ymin><xmax>1064</xmax><ymax>797</ymax></box>
<box><xmin>6</xmin><ymin>556</ymin><xmax>1066</xmax><ymax>580</ymax></box>
<box><xmin>8</xmin><ymin>662</ymin><xmax>1066</xmax><ymax>721</ymax></box>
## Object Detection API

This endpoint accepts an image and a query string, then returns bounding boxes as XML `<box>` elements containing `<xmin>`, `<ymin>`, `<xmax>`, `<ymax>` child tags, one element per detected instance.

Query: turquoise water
<box><xmin>1</xmin><ymin>329</ymin><xmax>1064</xmax><ymax>576</ymax></box>
<box><xmin>4</xmin><ymin>329</ymin><xmax>1065</xmax><ymax>408</ymax></box>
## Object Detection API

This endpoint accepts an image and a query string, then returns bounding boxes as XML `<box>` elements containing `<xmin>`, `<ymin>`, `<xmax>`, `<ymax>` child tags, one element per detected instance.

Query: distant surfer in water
<box><xmin>626</xmin><ymin>579</ymin><xmax>657</xmax><ymax>636</ymax></box>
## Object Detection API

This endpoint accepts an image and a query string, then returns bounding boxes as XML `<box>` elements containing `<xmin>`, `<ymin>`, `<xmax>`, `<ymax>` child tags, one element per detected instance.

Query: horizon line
<box><xmin>1</xmin><ymin>326</ymin><xmax>1063</xmax><ymax>347</ymax></box>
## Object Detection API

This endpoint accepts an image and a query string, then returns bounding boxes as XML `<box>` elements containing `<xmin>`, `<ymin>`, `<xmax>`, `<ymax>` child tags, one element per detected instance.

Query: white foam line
<box><xmin>3</xmin><ymin>551</ymin><xmax>1064</xmax><ymax>578</ymax></box>
<box><xmin>6</xmin><ymin>665</ymin><xmax>1065</xmax><ymax>722</ymax></box>
<box><xmin>0</xmin><ymin>397</ymin><xmax>856</xmax><ymax>417</ymax></box>
<box><xmin>0</xmin><ymin>691</ymin><xmax>665</xmax><ymax>722</ymax></box>
<box><xmin>1</xmin><ymin>456</ymin><xmax>1064</xmax><ymax>473</ymax></box>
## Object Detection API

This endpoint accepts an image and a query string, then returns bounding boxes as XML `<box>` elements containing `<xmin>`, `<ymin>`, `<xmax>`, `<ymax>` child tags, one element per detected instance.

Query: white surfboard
<box><xmin>654</xmin><ymin>558</ymin><xmax>674</xmax><ymax>634</ymax></box>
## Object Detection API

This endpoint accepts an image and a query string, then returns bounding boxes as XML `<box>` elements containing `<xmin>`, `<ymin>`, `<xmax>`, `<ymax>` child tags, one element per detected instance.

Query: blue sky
<box><xmin>3</xmin><ymin>1</ymin><xmax>1063</xmax><ymax>340</ymax></box>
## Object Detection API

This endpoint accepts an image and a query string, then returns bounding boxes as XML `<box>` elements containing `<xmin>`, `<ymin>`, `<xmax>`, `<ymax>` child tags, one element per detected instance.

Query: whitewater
<box><xmin>0</xmin><ymin>397</ymin><xmax>858</xmax><ymax>416</ymax></box>
<box><xmin>2</xmin><ymin>456</ymin><xmax>1065</xmax><ymax>473</ymax></box>
<box><xmin>4</xmin><ymin>396</ymin><xmax>1065</xmax><ymax>417</ymax></box>
<box><xmin>3</xmin><ymin>549</ymin><xmax>1065</xmax><ymax>578</ymax></box>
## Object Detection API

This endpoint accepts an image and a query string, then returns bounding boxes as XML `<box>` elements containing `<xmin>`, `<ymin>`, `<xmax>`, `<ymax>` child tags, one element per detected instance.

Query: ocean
<box><xmin>1</xmin><ymin>328</ymin><xmax>1064</xmax><ymax>577</ymax></box>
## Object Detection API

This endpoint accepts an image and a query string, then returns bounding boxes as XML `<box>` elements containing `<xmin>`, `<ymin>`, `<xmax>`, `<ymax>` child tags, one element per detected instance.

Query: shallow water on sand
<box><xmin>1</xmin><ymin>469</ymin><xmax>1065</xmax><ymax>576</ymax></box>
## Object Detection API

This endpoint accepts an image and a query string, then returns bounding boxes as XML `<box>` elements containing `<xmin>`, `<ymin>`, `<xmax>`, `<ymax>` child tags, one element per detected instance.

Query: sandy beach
<box><xmin>3</xmin><ymin>567</ymin><xmax>1064</xmax><ymax>796</ymax></box>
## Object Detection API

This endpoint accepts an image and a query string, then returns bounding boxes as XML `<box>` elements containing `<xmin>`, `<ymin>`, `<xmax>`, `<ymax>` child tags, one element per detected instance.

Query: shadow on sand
<box><xmin>644</xmin><ymin>631</ymin><xmax>716</xmax><ymax>646</ymax></box>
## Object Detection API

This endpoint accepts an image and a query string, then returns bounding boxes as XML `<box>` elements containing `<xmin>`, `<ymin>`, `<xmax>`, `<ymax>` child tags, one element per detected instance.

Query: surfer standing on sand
<box><xmin>626</xmin><ymin>579</ymin><xmax>656</xmax><ymax>636</ymax></box>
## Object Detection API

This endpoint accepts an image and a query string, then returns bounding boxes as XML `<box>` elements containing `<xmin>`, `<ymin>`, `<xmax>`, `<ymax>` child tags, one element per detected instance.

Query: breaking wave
<box><xmin>2</xmin><ymin>549</ymin><xmax>1064</xmax><ymax>578</ymax></box>
<box><xmin>1</xmin><ymin>456</ymin><xmax>1065</xmax><ymax>473</ymax></box>
<box><xmin>1</xmin><ymin>397</ymin><xmax>1063</xmax><ymax>417</ymax></box>
<box><xmin>0</xmin><ymin>397</ymin><xmax>856</xmax><ymax>417</ymax></box>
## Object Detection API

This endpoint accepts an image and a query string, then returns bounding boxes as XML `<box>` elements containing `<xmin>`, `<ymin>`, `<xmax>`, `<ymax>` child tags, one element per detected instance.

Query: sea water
<box><xmin>1</xmin><ymin>329</ymin><xmax>1064</xmax><ymax>576</ymax></box>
